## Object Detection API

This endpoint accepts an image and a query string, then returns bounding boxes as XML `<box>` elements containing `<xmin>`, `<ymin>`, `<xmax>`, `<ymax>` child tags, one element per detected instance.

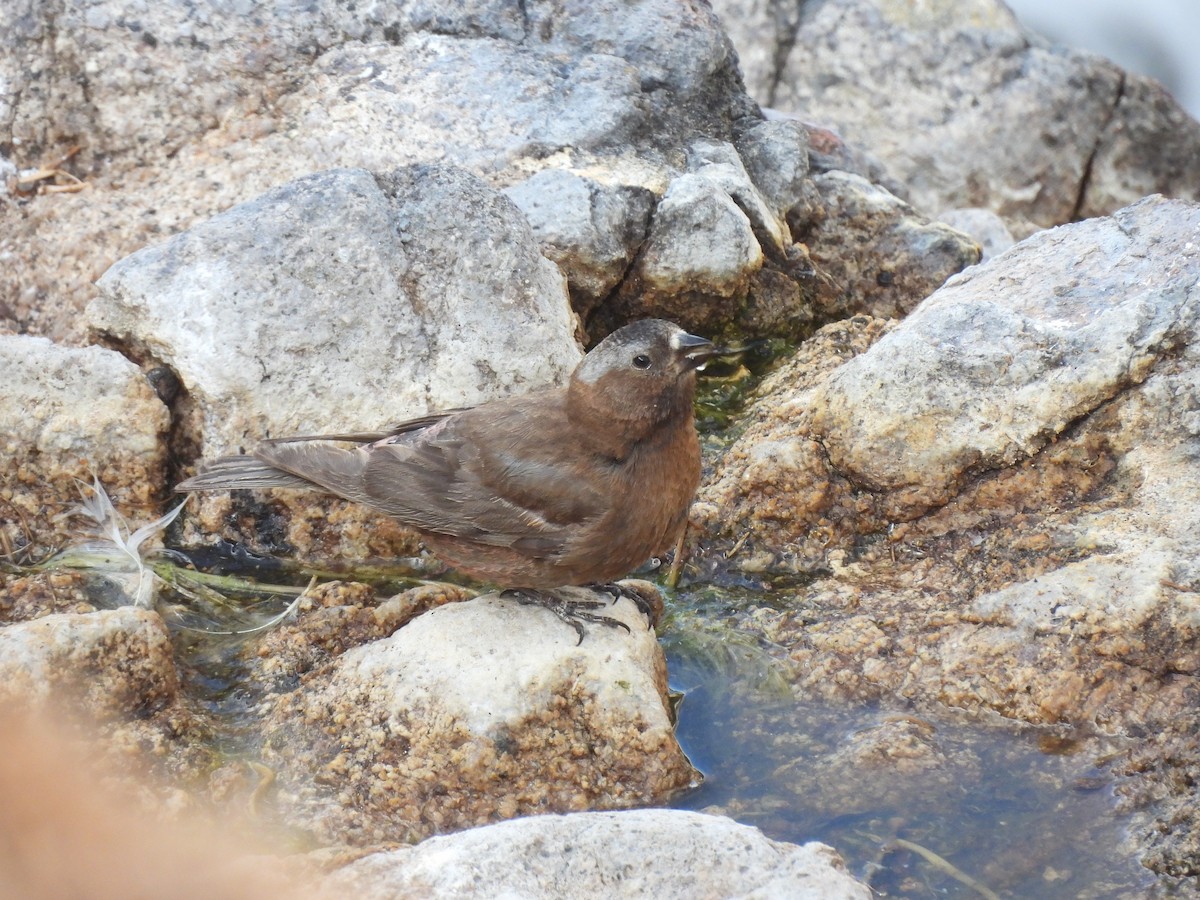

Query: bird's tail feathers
<box><xmin>175</xmin><ymin>456</ymin><xmax>314</xmax><ymax>492</ymax></box>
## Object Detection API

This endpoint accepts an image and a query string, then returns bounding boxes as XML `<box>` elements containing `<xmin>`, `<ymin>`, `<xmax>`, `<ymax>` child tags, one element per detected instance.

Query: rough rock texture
<box><xmin>713</xmin><ymin>0</ymin><xmax>1200</xmax><ymax>236</ymax></box>
<box><xmin>260</xmin><ymin>588</ymin><xmax>696</xmax><ymax>845</ymax></box>
<box><xmin>89</xmin><ymin>164</ymin><xmax>579</xmax><ymax>561</ymax></box>
<box><xmin>90</xmin><ymin>165</ymin><xmax>579</xmax><ymax>453</ymax></box>
<box><xmin>809</xmin><ymin>194</ymin><xmax>1197</xmax><ymax>514</ymax></box>
<box><xmin>0</xmin><ymin>606</ymin><xmax>177</xmax><ymax>712</ymax></box>
<box><xmin>327</xmin><ymin>810</ymin><xmax>870</xmax><ymax>899</ymax></box>
<box><xmin>503</xmin><ymin>169</ymin><xmax>655</xmax><ymax>321</ymax></box>
<box><xmin>695</xmin><ymin>195</ymin><xmax>1200</xmax><ymax>877</ymax></box>
<box><xmin>1</xmin><ymin>0</ymin><xmax>756</xmax><ymax>342</ymax></box>
<box><xmin>0</xmin><ymin>606</ymin><xmax>211</xmax><ymax>780</ymax></box>
<box><xmin>793</xmin><ymin>171</ymin><xmax>982</xmax><ymax>321</ymax></box>
<box><xmin>246</xmin><ymin>580</ymin><xmax>474</xmax><ymax>694</ymax></box>
<box><xmin>0</xmin><ymin>335</ymin><xmax>169</xmax><ymax>559</ymax></box>
<box><xmin>2</xmin><ymin>0</ymin><xmax>978</xmax><ymax>347</ymax></box>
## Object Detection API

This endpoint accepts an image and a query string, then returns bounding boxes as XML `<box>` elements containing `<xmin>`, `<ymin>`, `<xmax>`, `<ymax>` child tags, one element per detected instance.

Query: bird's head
<box><xmin>568</xmin><ymin>319</ymin><xmax>717</xmax><ymax>446</ymax></box>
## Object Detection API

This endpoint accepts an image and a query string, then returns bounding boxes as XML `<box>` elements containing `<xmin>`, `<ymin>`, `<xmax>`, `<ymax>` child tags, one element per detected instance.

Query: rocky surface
<box><xmin>794</xmin><ymin>171</ymin><xmax>982</xmax><ymax>321</ymax></box>
<box><xmin>713</xmin><ymin>0</ymin><xmax>1200</xmax><ymax>237</ymax></box>
<box><xmin>0</xmin><ymin>605</ymin><xmax>211</xmax><ymax>781</ymax></box>
<box><xmin>695</xmin><ymin>194</ymin><xmax>1200</xmax><ymax>878</ymax></box>
<box><xmin>5</xmin><ymin>0</ymin><xmax>1200</xmax><ymax>893</ymax></box>
<box><xmin>90</xmin><ymin>165</ymin><xmax>580</xmax><ymax>455</ymax></box>
<box><xmin>260</xmin><ymin>587</ymin><xmax>696</xmax><ymax>845</ymax></box>
<box><xmin>0</xmin><ymin>335</ymin><xmax>168</xmax><ymax>559</ymax></box>
<box><xmin>328</xmin><ymin>809</ymin><xmax>870</xmax><ymax>898</ymax></box>
<box><xmin>89</xmin><ymin>164</ymin><xmax>579</xmax><ymax>561</ymax></box>
<box><xmin>1</xmin><ymin>0</ymin><xmax>749</xmax><ymax>341</ymax></box>
<box><xmin>2</xmin><ymin>0</ymin><xmax>974</xmax><ymax>346</ymax></box>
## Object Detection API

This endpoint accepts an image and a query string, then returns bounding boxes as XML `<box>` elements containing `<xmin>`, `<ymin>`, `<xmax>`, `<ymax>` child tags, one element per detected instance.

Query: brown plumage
<box><xmin>177</xmin><ymin>319</ymin><xmax>718</xmax><ymax>606</ymax></box>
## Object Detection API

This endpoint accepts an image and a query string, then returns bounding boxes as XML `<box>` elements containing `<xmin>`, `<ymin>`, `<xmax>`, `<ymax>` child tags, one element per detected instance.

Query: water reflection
<box><xmin>664</xmin><ymin>634</ymin><xmax>1152</xmax><ymax>898</ymax></box>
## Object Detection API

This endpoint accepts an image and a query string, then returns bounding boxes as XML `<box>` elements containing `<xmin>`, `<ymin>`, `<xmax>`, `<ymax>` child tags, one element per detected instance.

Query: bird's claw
<box><xmin>588</xmin><ymin>582</ymin><xmax>657</xmax><ymax>629</ymax></box>
<box><xmin>502</xmin><ymin>588</ymin><xmax>632</xmax><ymax>645</ymax></box>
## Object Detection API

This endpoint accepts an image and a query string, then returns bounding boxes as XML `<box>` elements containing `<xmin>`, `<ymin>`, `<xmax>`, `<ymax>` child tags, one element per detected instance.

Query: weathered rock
<box><xmin>504</xmin><ymin>169</ymin><xmax>655</xmax><ymax>320</ymax></box>
<box><xmin>615</xmin><ymin>169</ymin><xmax>764</xmax><ymax>333</ymax></box>
<box><xmin>936</xmin><ymin>207</ymin><xmax>1016</xmax><ymax>260</ymax></box>
<box><xmin>714</xmin><ymin>0</ymin><xmax>1200</xmax><ymax>235</ymax></box>
<box><xmin>0</xmin><ymin>606</ymin><xmax>177</xmax><ymax>712</ymax></box>
<box><xmin>735</xmin><ymin>117</ymin><xmax>813</xmax><ymax>219</ymax></box>
<box><xmin>0</xmin><ymin>606</ymin><xmax>211</xmax><ymax>780</ymax></box>
<box><xmin>808</xmin><ymin>194</ymin><xmax>1198</xmax><ymax>514</ymax></box>
<box><xmin>327</xmin><ymin>809</ymin><xmax>870</xmax><ymax>899</ymax></box>
<box><xmin>89</xmin><ymin>164</ymin><xmax>578</xmax><ymax>560</ymax></box>
<box><xmin>260</xmin><ymin>588</ymin><xmax>696</xmax><ymax>845</ymax></box>
<box><xmin>1</xmin><ymin>0</ymin><xmax>754</xmax><ymax>342</ymax></box>
<box><xmin>794</xmin><ymin>171</ymin><xmax>982</xmax><ymax>321</ymax></box>
<box><xmin>91</xmin><ymin>165</ymin><xmax>578</xmax><ymax>451</ymax></box>
<box><xmin>247</xmin><ymin>580</ymin><xmax>474</xmax><ymax>694</ymax></box>
<box><xmin>607</xmin><ymin>135</ymin><xmax>835</xmax><ymax>339</ymax></box>
<box><xmin>695</xmin><ymin>195</ymin><xmax>1200</xmax><ymax>879</ymax></box>
<box><xmin>0</xmin><ymin>335</ymin><xmax>168</xmax><ymax>559</ymax></box>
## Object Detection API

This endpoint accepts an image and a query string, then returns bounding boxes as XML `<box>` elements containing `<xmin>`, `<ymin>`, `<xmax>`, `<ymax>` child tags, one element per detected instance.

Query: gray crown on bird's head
<box><xmin>573</xmin><ymin>319</ymin><xmax>709</xmax><ymax>385</ymax></box>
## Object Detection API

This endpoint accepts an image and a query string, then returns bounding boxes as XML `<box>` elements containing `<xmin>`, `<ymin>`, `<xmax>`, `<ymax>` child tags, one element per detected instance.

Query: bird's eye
<box><xmin>632</xmin><ymin>354</ymin><xmax>652</xmax><ymax>369</ymax></box>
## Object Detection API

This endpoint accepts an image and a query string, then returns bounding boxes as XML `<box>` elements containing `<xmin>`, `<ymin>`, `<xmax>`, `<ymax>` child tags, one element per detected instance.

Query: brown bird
<box><xmin>176</xmin><ymin>319</ymin><xmax>720</xmax><ymax>640</ymax></box>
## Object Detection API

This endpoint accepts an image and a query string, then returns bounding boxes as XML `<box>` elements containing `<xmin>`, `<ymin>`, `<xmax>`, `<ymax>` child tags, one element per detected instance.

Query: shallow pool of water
<box><xmin>663</xmin><ymin>621</ymin><xmax>1154</xmax><ymax>898</ymax></box>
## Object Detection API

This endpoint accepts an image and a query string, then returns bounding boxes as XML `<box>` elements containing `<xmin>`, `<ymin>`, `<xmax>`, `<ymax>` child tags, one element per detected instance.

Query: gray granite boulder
<box><xmin>328</xmin><ymin>809</ymin><xmax>870</xmax><ymax>899</ymax></box>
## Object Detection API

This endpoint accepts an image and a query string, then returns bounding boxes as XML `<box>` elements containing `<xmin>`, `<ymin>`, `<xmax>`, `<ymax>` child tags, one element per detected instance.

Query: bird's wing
<box><xmin>360</xmin><ymin>400</ymin><xmax>607</xmax><ymax>558</ymax></box>
<box><xmin>261</xmin><ymin>410</ymin><xmax>467</xmax><ymax>445</ymax></box>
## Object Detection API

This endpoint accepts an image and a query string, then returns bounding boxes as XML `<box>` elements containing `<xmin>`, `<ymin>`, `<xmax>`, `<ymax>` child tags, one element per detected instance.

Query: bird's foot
<box><xmin>588</xmin><ymin>582</ymin><xmax>658</xmax><ymax>629</ymax></box>
<box><xmin>501</xmin><ymin>588</ymin><xmax>631</xmax><ymax>645</ymax></box>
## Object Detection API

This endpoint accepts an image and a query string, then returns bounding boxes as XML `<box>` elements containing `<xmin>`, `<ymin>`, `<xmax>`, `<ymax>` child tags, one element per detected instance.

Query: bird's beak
<box><xmin>674</xmin><ymin>332</ymin><xmax>717</xmax><ymax>369</ymax></box>
<box><xmin>674</xmin><ymin>331</ymin><xmax>744</xmax><ymax>370</ymax></box>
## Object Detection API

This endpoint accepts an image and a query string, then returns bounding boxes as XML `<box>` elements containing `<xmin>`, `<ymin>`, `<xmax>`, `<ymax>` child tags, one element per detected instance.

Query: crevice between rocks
<box><xmin>88</xmin><ymin>329</ymin><xmax>200</xmax><ymax>503</ymax></box>
<box><xmin>1070</xmin><ymin>68</ymin><xmax>1126</xmax><ymax>223</ymax></box>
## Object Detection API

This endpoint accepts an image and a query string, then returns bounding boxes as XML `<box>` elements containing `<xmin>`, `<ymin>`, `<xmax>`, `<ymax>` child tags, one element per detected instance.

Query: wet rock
<box><xmin>0</xmin><ymin>606</ymin><xmax>177</xmax><ymax>713</ymax></box>
<box><xmin>89</xmin><ymin>164</ymin><xmax>578</xmax><ymax>560</ymax></box>
<box><xmin>714</xmin><ymin>0</ymin><xmax>1200</xmax><ymax>235</ymax></box>
<box><xmin>0</xmin><ymin>335</ymin><xmax>168</xmax><ymax>559</ymax></box>
<box><xmin>260</xmin><ymin>587</ymin><xmax>696</xmax><ymax>845</ymax></box>
<box><xmin>793</xmin><ymin>171</ymin><xmax>982</xmax><ymax>321</ymax></box>
<box><xmin>0</xmin><ymin>573</ymin><xmax>98</xmax><ymax>624</ymax></box>
<box><xmin>693</xmin><ymin>314</ymin><xmax>894</xmax><ymax>564</ymax></box>
<box><xmin>328</xmin><ymin>809</ymin><xmax>870</xmax><ymax>899</ymax></box>
<box><xmin>696</xmin><ymin>195</ymin><xmax>1200</xmax><ymax>879</ymax></box>
<box><xmin>248</xmin><ymin>580</ymin><xmax>474</xmax><ymax>694</ymax></box>
<box><xmin>0</xmin><ymin>606</ymin><xmax>211</xmax><ymax>779</ymax></box>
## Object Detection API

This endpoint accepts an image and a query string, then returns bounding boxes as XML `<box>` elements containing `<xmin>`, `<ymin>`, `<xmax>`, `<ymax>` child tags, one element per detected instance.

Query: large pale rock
<box><xmin>328</xmin><ymin>810</ymin><xmax>870</xmax><ymax>899</ymax></box>
<box><xmin>713</xmin><ymin>0</ymin><xmax>1200</xmax><ymax>235</ymax></box>
<box><xmin>809</xmin><ymin>194</ymin><xmax>1199</xmax><ymax>513</ymax></box>
<box><xmin>88</xmin><ymin>164</ymin><xmax>579</xmax><ymax>561</ymax></box>
<box><xmin>90</xmin><ymin>165</ymin><xmax>579</xmax><ymax>452</ymax></box>
<box><xmin>696</xmin><ymin>195</ymin><xmax>1200</xmax><ymax>880</ymax></box>
<box><xmin>0</xmin><ymin>336</ymin><xmax>168</xmax><ymax>557</ymax></box>
<box><xmin>261</xmin><ymin>589</ymin><xmax>696</xmax><ymax>845</ymax></box>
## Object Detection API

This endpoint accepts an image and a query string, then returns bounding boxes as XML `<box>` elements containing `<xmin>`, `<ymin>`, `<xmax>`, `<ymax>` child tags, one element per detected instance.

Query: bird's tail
<box><xmin>175</xmin><ymin>455</ymin><xmax>315</xmax><ymax>492</ymax></box>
